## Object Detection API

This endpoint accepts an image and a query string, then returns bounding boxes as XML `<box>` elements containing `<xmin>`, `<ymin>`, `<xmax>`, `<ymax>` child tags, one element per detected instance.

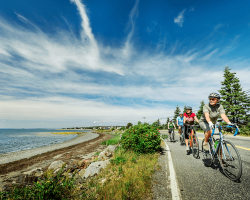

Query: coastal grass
<box><xmin>100</xmin><ymin>134</ymin><xmax>120</xmax><ymax>146</ymax></box>
<box><xmin>83</xmin><ymin>147</ymin><xmax>160</xmax><ymax>199</ymax></box>
<box><xmin>0</xmin><ymin>164</ymin><xmax>81</xmax><ymax>200</ymax></box>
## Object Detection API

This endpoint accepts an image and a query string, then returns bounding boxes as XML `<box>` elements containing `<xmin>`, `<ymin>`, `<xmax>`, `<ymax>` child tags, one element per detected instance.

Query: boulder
<box><xmin>23</xmin><ymin>168</ymin><xmax>43</xmax><ymax>176</ymax></box>
<box><xmin>82</xmin><ymin>160</ymin><xmax>110</xmax><ymax>178</ymax></box>
<box><xmin>48</xmin><ymin>160</ymin><xmax>65</xmax><ymax>170</ymax></box>
<box><xmin>107</xmin><ymin>145</ymin><xmax>117</xmax><ymax>153</ymax></box>
<box><xmin>98</xmin><ymin>151</ymin><xmax>111</xmax><ymax>161</ymax></box>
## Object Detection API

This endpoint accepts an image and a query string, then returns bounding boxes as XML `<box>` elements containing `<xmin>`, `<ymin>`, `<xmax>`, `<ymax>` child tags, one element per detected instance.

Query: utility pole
<box><xmin>143</xmin><ymin>117</ymin><xmax>146</xmax><ymax>124</ymax></box>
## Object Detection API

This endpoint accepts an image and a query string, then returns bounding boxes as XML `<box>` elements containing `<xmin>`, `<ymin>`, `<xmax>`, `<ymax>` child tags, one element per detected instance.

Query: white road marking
<box><xmin>164</xmin><ymin>140</ymin><xmax>181</xmax><ymax>200</ymax></box>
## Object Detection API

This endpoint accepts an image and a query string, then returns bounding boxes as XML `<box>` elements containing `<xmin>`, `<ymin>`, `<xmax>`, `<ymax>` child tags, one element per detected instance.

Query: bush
<box><xmin>120</xmin><ymin>123</ymin><xmax>161</xmax><ymax>153</ymax></box>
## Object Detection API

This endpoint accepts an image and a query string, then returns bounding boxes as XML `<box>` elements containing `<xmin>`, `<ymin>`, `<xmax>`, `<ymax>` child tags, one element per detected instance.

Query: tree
<box><xmin>156</xmin><ymin>118</ymin><xmax>161</xmax><ymax>126</ymax></box>
<box><xmin>196</xmin><ymin>100</ymin><xmax>205</xmax><ymax>120</ymax></box>
<box><xmin>183</xmin><ymin>105</ymin><xmax>187</xmax><ymax>114</ymax></box>
<box><xmin>219</xmin><ymin>67</ymin><xmax>250</xmax><ymax>135</ymax></box>
<box><xmin>126</xmin><ymin>122</ymin><xmax>133</xmax><ymax>129</ymax></box>
<box><xmin>173</xmin><ymin>105</ymin><xmax>181</xmax><ymax>122</ymax></box>
<box><xmin>166</xmin><ymin>117</ymin><xmax>170</xmax><ymax>125</ymax></box>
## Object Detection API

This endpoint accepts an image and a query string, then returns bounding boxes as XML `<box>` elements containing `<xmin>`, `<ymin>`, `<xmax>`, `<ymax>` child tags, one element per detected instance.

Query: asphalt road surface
<box><xmin>160</xmin><ymin>130</ymin><xmax>250</xmax><ymax>200</ymax></box>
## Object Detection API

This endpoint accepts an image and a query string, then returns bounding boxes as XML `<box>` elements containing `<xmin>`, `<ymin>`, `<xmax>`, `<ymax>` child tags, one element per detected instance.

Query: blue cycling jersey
<box><xmin>176</xmin><ymin>116</ymin><xmax>184</xmax><ymax>126</ymax></box>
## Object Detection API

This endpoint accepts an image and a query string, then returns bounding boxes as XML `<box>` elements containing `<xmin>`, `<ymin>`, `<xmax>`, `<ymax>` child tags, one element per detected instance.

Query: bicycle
<box><xmin>185</xmin><ymin>125</ymin><xmax>199</xmax><ymax>158</ymax></box>
<box><xmin>179</xmin><ymin>125</ymin><xmax>185</xmax><ymax>145</ymax></box>
<box><xmin>201</xmin><ymin>124</ymin><xmax>242</xmax><ymax>181</ymax></box>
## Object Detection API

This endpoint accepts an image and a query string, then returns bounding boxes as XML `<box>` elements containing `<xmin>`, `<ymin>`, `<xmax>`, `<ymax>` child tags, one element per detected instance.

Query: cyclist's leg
<box><xmin>184</xmin><ymin>126</ymin><xmax>189</xmax><ymax>150</ymax></box>
<box><xmin>190</xmin><ymin>130</ymin><xmax>194</xmax><ymax>147</ymax></box>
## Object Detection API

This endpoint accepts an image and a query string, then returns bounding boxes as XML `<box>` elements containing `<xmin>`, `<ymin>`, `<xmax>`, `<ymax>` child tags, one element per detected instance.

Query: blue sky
<box><xmin>0</xmin><ymin>0</ymin><xmax>250</xmax><ymax>128</ymax></box>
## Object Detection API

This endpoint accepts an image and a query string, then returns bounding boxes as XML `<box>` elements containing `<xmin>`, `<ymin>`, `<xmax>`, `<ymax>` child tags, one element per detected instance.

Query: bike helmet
<box><xmin>186</xmin><ymin>106</ymin><xmax>192</xmax><ymax>110</ymax></box>
<box><xmin>208</xmin><ymin>92</ymin><xmax>220</xmax><ymax>100</ymax></box>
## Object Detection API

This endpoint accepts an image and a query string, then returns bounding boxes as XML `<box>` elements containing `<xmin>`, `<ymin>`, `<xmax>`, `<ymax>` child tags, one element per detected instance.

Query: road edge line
<box><xmin>163</xmin><ymin>139</ymin><xmax>181</xmax><ymax>200</ymax></box>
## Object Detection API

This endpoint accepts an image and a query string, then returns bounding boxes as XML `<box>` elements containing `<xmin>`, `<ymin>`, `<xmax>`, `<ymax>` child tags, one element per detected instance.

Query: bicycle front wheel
<box><xmin>192</xmin><ymin>135</ymin><xmax>199</xmax><ymax>159</ymax></box>
<box><xmin>218</xmin><ymin>140</ymin><xmax>242</xmax><ymax>181</ymax></box>
<box><xmin>202</xmin><ymin>139</ymin><xmax>213</xmax><ymax>167</ymax></box>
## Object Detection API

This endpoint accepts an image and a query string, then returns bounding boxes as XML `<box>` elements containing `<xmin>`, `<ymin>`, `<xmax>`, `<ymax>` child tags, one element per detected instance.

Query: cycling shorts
<box><xmin>169</xmin><ymin>128</ymin><xmax>174</xmax><ymax>134</ymax></box>
<box><xmin>199</xmin><ymin>121</ymin><xmax>211</xmax><ymax>132</ymax></box>
<box><xmin>184</xmin><ymin>125</ymin><xmax>193</xmax><ymax>139</ymax></box>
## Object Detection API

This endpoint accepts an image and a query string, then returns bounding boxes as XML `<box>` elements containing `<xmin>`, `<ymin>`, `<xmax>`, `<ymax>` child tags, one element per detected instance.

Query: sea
<box><xmin>0</xmin><ymin>129</ymin><xmax>90</xmax><ymax>155</ymax></box>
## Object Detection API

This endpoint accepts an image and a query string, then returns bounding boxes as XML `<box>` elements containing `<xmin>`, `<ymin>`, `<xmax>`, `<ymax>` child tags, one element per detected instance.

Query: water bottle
<box><xmin>214</xmin><ymin>140</ymin><xmax>219</xmax><ymax>149</ymax></box>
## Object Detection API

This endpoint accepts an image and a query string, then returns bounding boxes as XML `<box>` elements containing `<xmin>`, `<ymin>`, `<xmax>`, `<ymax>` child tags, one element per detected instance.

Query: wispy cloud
<box><xmin>174</xmin><ymin>9</ymin><xmax>186</xmax><ymax>27</ymax></box>
<box><xmin>0</xmin><ymin>0</ymin><xmax>249</xmax><ymax>128</ymax></box>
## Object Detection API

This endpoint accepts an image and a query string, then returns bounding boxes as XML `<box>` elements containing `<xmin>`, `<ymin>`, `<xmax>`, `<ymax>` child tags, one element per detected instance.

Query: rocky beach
<box><xmin>0</xmin><ymin>131</ymin><xmax>112</xmax><ymax>192</ymax></box>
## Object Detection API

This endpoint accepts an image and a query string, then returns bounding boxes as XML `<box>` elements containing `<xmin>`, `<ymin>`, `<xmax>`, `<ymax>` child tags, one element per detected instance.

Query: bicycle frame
<box><xmin>209</xmin><ymin>124</ymin><xmax>239</xmax><ymax>160</ymax></box>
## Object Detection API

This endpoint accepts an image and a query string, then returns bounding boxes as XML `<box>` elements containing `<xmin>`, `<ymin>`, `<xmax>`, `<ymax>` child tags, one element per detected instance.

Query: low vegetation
<box><xmin>0</xmin><ymin>164</ymin><xmax>80</xmax><ymax>200</ymax></box>
<box><xmin>100</xmin><ymin>134</ymin><xmax>121</xmax><ymax>146</ymax></box>
<box><xmin>82</xmin><ymin>147</ymin><xmax>160</xmax><ymax>199</ymax></box>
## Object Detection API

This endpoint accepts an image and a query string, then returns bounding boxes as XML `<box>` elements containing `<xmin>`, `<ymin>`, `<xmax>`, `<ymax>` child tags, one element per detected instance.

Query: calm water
<box><xmin>0</xmin><ymin>129</ymin><xmax>90</xmax><ymax>154</ymax></box>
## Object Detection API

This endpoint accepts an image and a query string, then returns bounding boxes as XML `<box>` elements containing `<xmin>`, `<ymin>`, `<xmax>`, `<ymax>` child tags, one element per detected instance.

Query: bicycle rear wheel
<box><xmin>202</xmin><ymin>139</ymin><xmax>213</xmax><ymax>167</ymax></box>
<box><xmin>218</xmin><ymin>140</ymin><xmax>242</xmax><ymax>181</ymax></box>
<box><xmin>192</xmin><ymin>135</ymin><xmax>199</xmax><ymax>159</ymax></box>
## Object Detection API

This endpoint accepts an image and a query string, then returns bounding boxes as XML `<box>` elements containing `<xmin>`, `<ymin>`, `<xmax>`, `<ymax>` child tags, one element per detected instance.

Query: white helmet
<box><xmin>208</xmin><ymin>93</ymin><xmax>220</xmax><ymax>100</ymax></box>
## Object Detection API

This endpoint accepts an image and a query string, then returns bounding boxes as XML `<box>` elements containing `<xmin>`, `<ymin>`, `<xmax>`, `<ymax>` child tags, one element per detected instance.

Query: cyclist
<box><xmin>199</xmin><ymin>93</ymin><xmax>233</xmax><ymax>151</ymax></box>
<box><xmin>176</xmin><ymin>113</ymin><xmax>184</xmax><ymax>137</ymax></box>
<box><xmin>168</xmin><ymin>120</ymin><xmax>176</xmax><ymax>139</ymax></box>
<box><xmin>183</xmin><ymin>106</ymin><xmax>199</xmax><ymax>153</ymax></box>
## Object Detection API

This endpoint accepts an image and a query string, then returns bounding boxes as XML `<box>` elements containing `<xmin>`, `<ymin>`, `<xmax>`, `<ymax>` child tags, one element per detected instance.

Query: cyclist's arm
<box><xmin>183</xmin><ymin>116</ymin><xmax>186</xmax><ymax>124</ymax></box>
<box><xmin>176</xmin><ymin>120</ymin><xmax>179</xmax><ymax>126</ymax></box>
<box><xmin>204</xmin><ymin>112</ymin><xmax>211</xmax><ymax>123</ymax></box>
<box><xmin>220</xmin><ymin>113</ymin><xmax>230</xmax><ymax>123</ymax></box>
<box><xmin>174</xmin><ymin>124</ymin><xmax>176</xmax><ymax>129</ymax></box>
<box><xmin>168</xmin><ymin>123</ymin><xmax>169</xmax><ymax>129</ymax></box>
<box><xmin>194</xmin><ymin>116</ymin><xmax>199</xmax><ymax>124</ymax></box>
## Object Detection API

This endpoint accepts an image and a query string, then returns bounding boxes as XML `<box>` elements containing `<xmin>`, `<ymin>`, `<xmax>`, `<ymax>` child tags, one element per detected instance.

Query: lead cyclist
<box><xmin>199</xmin><ymin>93</ymin><xmax>233</xmax><ymax>151</ymax></box>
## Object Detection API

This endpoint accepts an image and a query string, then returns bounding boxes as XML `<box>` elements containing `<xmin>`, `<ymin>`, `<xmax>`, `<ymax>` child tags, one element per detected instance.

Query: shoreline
<box><xmin>0</xmin><ymin>131</ymin><xmax>99</xmax><ymax>165</ymax></box>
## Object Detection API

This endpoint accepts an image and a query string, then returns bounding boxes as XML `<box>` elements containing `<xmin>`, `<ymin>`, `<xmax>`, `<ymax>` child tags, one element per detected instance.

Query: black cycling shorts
<box><xmin>184</xmin><ymin>125</ymin><xmax>193</xmax><ymax>139</ymax></box>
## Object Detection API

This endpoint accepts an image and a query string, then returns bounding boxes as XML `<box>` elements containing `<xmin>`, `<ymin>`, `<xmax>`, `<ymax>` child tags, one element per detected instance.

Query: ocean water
<box><xmin>0</xmin><ymin>129</ymin><xmax>90</xmax><ymax>154</ymax></box>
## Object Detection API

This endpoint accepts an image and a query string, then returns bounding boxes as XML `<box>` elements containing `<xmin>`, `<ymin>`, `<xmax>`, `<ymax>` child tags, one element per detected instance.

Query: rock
<box><xmin>82</xmin><ymin>160</ymin><xmax>110</xmax><ymax>178</ymax></box>
<box><xmin>18</xmin><ymin>174</ymin><xmax>38</xmax><ymax>184</ymax></box>
<box><xmin>98</xmin><ymin>151</ymin><xmax>109</xmax><ymax>161</ymax></box>
<box><xmin>23</xmin><ymin>168</ymin><xmax>44</xmax><ymax>177</ymax></box>
<box><xmin>48</xmin><ymin>160</ymin><xmax>65</xmax><ymax>170</ymax></box>
<box><xmin>78</xmin><ymin>169</ymin><xmax>86</xmax><ymax>178</ymax></box>
<box><xmin>107</xmin><ymin>145</ymin><xmax>117</xmax><ymax>153</ymax></box>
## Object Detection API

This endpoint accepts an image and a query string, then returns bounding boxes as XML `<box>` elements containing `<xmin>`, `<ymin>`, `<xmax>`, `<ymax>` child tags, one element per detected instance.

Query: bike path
<box><xmin>161</xmin><ymin>131</ymin><xmax>250</xmax><ymax>200</ymax></box>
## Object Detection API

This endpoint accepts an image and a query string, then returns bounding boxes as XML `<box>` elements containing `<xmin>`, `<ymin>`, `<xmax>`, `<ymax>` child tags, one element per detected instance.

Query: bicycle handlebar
<box><xmin>211</xmin><ymin>124</ymin><xmax>239</xmax><ymax>137</ymax></box>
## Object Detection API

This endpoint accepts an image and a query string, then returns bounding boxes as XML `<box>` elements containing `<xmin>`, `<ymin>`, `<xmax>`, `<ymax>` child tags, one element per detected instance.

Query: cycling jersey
<box><xmin>199</xmin><ymin>103</ymin><xmax>225</xmax><ymax>123</ymax></box>
<box><xmin>168</xmin><ymin>122</ymin><xmax>174</xmax><ymax>128</ymax></box>
<box><xmin>176</xmin><ymin>116</ymin><xmax>184</xmax><ymax>126</ymax></box>
<box><xmin>184</xmin><ymin>113</ymin><xmax>196</xmax><ymax>125</ymax></box>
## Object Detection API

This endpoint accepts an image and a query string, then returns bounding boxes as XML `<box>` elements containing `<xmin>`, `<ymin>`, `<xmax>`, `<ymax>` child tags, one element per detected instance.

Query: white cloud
<box><xmin>0</xmin><ymin>0</ymin><xmax>249</xmax><ymax>128</ymax></box>
<box><xmin>174</xmin><ymin>9</ymin><xmax>186</xmax><ymax>27</ymax></box>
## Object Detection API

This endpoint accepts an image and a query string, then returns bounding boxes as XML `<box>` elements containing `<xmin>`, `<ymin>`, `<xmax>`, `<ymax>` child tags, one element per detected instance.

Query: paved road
<box><xmin>160</xmin><ymin>130</ymin><xmax>250</xmax><ymax>200</ymax></box>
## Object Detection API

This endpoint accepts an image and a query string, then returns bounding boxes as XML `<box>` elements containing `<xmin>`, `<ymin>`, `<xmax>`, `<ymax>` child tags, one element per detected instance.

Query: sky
<box><xmin>0</xmin><ymin>0</ymin><xmax>250</xmax><ymax>128</ymax></box>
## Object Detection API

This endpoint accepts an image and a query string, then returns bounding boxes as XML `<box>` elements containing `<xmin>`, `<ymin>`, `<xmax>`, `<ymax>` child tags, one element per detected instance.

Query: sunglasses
<box><xmin>209</xmin><ymin>98</ymin><xmax>217</xmax><ymax>101</ymax></box>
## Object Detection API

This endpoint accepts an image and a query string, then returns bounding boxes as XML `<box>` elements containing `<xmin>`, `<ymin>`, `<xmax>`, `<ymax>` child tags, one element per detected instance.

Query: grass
<box><xmin>0</xmin><ymin>163</ymin><xmax>81</xmax><ymax>200</ymax></box>
<box><xmin>83</xmin><ymin>147</ymin><xmax>160</xmax><ymax>199</ymax></box>
<box><xmin>100</xmin><ymin>134</ymin><xmax>121</xmax><ymax>146</ymax></box>
<box><xmin>51</xmin><ymin>132</ymin><xmax>82</xmax><ymax>135</ymax></box>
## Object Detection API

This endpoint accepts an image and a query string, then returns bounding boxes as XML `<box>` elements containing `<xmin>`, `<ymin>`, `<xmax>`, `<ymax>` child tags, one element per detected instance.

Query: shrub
<box><xmin>120</xmin><ymin>122</ymin><xmax>161</xmax><ymax>153</ymax></box>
